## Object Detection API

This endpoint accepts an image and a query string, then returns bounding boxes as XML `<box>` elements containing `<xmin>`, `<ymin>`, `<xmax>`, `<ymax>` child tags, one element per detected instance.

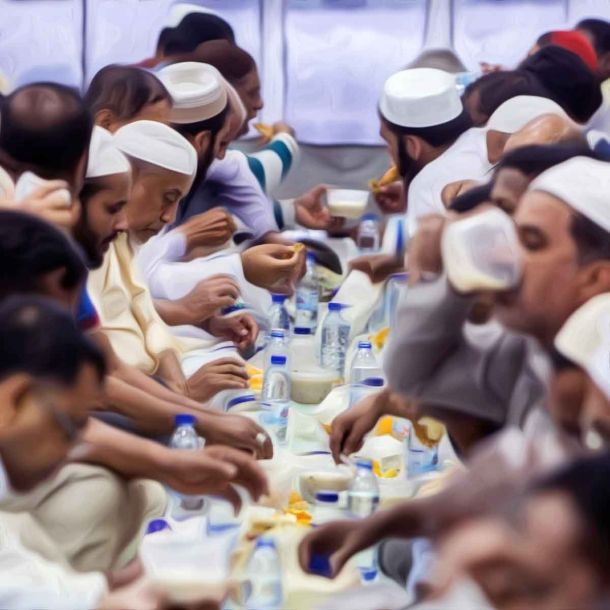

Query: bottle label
<box><xmin>295</xmin><ymin>289</ymin><xmax>318</xmax><ymax>326</ymax></box>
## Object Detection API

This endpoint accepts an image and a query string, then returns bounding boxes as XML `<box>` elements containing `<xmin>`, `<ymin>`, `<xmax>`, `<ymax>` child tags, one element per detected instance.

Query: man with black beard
<box><xmin>157</xmin><ymin>60</ymin><xmax>230</xmax><ymax>226</ymax></box>
<box><xmin>378</xmin><ymin>68</ymin><xmax>486</xmax><ymax>237</ymax></box>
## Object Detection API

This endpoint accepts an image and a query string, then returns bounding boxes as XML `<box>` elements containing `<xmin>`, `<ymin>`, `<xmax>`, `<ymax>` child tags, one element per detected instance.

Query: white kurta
<box><xmin>406</xmin><ymin>128</ymin><xmax>492</xmax><ymax>235</ymax></box>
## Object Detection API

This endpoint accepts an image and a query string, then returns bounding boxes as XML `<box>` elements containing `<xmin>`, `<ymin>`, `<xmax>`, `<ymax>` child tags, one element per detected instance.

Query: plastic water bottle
<box><xmin>245</xmin><ymin>537</ymin><xmax>282</xmax><ymax>610</ymax></box>
<box><xmin>269</xmin><ymin>294</ymin><xmax>290</xmax><ymax>333</ymax></box>
<box><xmin>290</xmin><ymin>326</ymin><xmax>317</xmax><ymax>368</ymax></box>
<box><xmin>350</xmin><ymin>341</ymin><xmax>382</xmax><ymax>383</ymax></box>
<box><xmin>349</xmin><ymin>377</ymin><xmax>385</xmax><ymax>409</ymax></box>
<box><xmin>320</xmin><ymin>303</ymin><xmax>351</xmax><ymax>378</ymax></box>
<box><xmin>264</xmin><ymin>330</ymin><xmax>289</xmax><ymax>371</ymax></box>
<box><xmin>357</xmin><ymin>214</ymin><xmax>380</xmax><ymax>253</ymax></box>
<box><xmin>295</xmin><ymin>253</ymin><xmax>319</xmax><ymax>331</ymax></box>
<box><xmin>348</xmin><ymin>460</ymin><xmax>380</xmax><ymax>582</ymax></box>
<box><xmin>169</xmin><ymin>414</ymin><xmax>204</xmax><ymax>510</ymax></box>
<box><xmin>261</xmin><ymin>355</ymin><xmax>291</xmax><ymax>444</ymax></box>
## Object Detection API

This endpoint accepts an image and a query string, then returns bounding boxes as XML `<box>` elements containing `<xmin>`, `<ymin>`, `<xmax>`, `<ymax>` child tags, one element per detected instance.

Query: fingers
<box><xmin>28</xmin><ymin>180</ymin><xmax>70</xmax><ymax>199</ymax></box>
<box><xmin>213</xmin><ymin>363</ymin><xmax>249</xmax><ymax>379</ymax></box>
<box><xmin>206</xmin><ymin>445</ymin><xmax>270</xmax><ymax>499</ymax></box>
<box><xmin>329</xmin><ymin>420</ymin><xmax>349</xmax><ymax>464</ymax></box>
<box><xmin>342</xmin><ymin>419</ymin><xmax>369</xmax><ymax>457</ymax></box>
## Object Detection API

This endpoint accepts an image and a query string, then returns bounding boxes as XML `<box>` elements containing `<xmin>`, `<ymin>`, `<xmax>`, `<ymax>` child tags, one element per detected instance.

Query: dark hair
<box><xmin>85</xmin><ymin>65</ymin><xmax>171</xmax><ymax>121</ymax></box>
<box><xmin>534</xmin><ymin>452</ymin><xmax>610</xmax><ymax>579</ymax></box>
<box><xmin>380</xmin><ymin>109</ymin><xmax>472</xmax><ymax>148</ymax></box>
<box><xmin>162</xmin><ymin>13</ymin><xmax>235</xmax><ymax>57</ymax></box>
<box><xmin>157</xmin><ymin>27</ymin><xmax>173</xmax><ymax>55</ymax></box>
<box><xmin>177</xmin><ymin>40</ymin><xmax>256</xmax><ymax>84</ymax></box>
<box><xmin>496</xmin><ymin>143</ymin><xmax>599</xmax><ymax>179</ymax></box>
<box><xmin>450</xmin><ymin>182</ymin><xmax>492</xmax><ymax>213</ymax></box>
<box><xmin>0</xmin><ymin>83</ymin><xmax>93</xmax><ymax>181</ymax></box>
<box><xmin>0</xmin><ymin>211</ymin><xmax>87</xmax><ymax>300</ymax></box>
<box><xmin>463</xmin><ymin>71</ymin><xmax>549</xmax><ymax>124</ymax></box>
<box><xmin>0</xmin><ymin>295</ymin><xmax>106</xmax><ymax>384</ymax></box>
<box><xmin>577</xmin><ymin>19</ymin><xmax>610</xmax><ymax>56</ymax></box>
<box><xmin>172</xmin><ymin>104</ymin><xmax>228</xmax><ymax>138</ymax></box>
<box><xmin>519</xmin><ymin>46</ymin><xmax>602</xmax><ymax>123</ymax></box>
<box><xmin>571</xmin><ymin>212</ymin><xmax>610</xmax><ymax>265</ymax></box>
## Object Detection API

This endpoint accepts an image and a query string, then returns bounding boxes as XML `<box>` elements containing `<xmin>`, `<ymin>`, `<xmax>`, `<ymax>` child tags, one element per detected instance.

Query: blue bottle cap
<box><xmin>294</xmin><ymin>327</ymin><xmax>313</xmax><ymax>335</ymax></box>
<box><xmin>390</xmin><ymin>272</ymin><xmax>409</xmax><ymax>282</ymax></box>
<box><xmin>270</xmin><ymin>329</ymin><xmax>286</xmax><ymax>339</ymax></box>
<box><xmin>357</xmin><ymin>341</ymin><xmax>372</xmax><ymax>349</ymax></box>
<box><xmin>362</xmin><ymin>377</ymin><xmax>385</xmax><ymax>387</ymax></box>
<box><xmin>227</xmin><ymin>394</ymin><xmax>256</xmax><ymax>409</ymax></box>
<box><xmin>175</xmin><ymin>413</ymin><xmax>196</xmax><ymax>426</ymax></box>
<box><xmin>306</xmin><ymin>252</ymin><xmax>316</xmax><ymax>263</ymax></box>
<box><xmin>356</xmin><ymin>459</ymin><xmax>374</xmax><ymax>470</ymax></box>
<box><xmin>270</xmin><ymin>355</ymin><xmax>287</xmax><ymax>366</ymax></box>
<box><xmin>361</xmin><ymin>213</ymin><xmax>379</xmax><ymax>221</ymax></box>
<box><xmin>146</xmin><ymin>518</ymin><xmax>172</xmax><ymax>535</ymax></box>
<box><xmin>315</xmin><ymin>491</ymin><xmax>339</xmax><ymax>503</ymax></box>
<box><xmin>255</xmin><ymin>536</ymin><xmax>276</xmax><ymax>549</ymax></box>
<box><xmin>309</xmin><ymin>553</ymin><xmax>332</xmax><ymax>577</ymax></box>
<box><xmin>328</xmin><ymin>302</ymin><xmax>346</xmax><ymax>312</ymax></box>
<box><xmin>271</xmin><ymin>294</ymin><xmax>287</xmax><ymax>303</ymax></box>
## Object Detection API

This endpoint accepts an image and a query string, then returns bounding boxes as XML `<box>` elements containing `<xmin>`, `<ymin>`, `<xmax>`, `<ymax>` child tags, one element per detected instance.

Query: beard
<box><xmin>72</xmin><ymin>209</ymin><xmax>104</xmax><ymax>269</ymax></box>
<box><xmin>397</xmin><ymin>138</ymin><xmax>419</xmax><ymax>186</ymax></box>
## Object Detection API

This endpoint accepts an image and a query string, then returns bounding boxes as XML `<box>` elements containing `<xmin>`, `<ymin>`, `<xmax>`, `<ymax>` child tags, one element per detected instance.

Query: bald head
<box><xmin>504</xmin><ymin>113</ymin><xmax>584</xmax><ymax>156</ymax></box>
<box><xmin>0</xmin><ymin>83</ymin><xmax>93</xmax><ymax>189</ymax></box>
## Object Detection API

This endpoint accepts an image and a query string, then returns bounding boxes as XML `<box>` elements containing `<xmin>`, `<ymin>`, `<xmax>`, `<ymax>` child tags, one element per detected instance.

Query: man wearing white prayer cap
<box><xmin>299</xmin><ymin>156</ymin><xmax>610</xmax><ymax>598</ymax></box>
<box><xmin>158</xmin><ymin>61</ymin><xmax>228</xmax><ymax>178</ymax></box>
<box><xmin>486</xmin><ymin>95</ymin><xmax>570</xmax><ymax>163</ymax></box>
<box><xmin>379</xmin><ymin>68</ymin><xmax>487</xmax><ymax>234</ymax></box>
<box><xmin>90</xmin><ymin>119</ymin><xmax>241</xmax><ymax>394</ymax></box>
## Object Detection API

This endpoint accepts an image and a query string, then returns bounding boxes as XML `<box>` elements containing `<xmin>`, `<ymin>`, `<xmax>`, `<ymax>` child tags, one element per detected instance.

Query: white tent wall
<box><xmin>2</xmin><ymin>0</ymin><xmax>610</xmax><ymax>195</ymax></box>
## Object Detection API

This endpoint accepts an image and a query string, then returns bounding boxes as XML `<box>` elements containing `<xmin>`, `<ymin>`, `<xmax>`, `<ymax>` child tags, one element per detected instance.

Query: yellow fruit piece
<box><xmin>372</xmin><ymin>327</ymin><xmax>390</xmax><ymax>350</ymax></box>
<box><xmin>288</xmin><ymin>490</ymin><xmax>303</xmax><ymax>505</ymax></box>
<box><xmin>293</xmin><ymin>242</ymin><xmax>305</xmax><ymax>253</ymax></box>
<box><xmin>254</xmin><ymin>122</ymin><xmax>274</xmax><ymax>142</ymax></box>
<box><xmin>413</xmin><ymin>417</ymin><xmax>445</xmax><ymax>447</ymax></box>
<box><xmin>369</xmin><ymin>165</ymin><xmax>399</xmax><ymax>193</ymax></box>
<box><xmin>248</xmin><ymin>376</ymin><xmax>263</xmax><ymax>392</ymax></box>
<box><xmin>246</xmin><ymin>364</ymin><xmax>262</xmax><ymax>377</ymax></box>
<box><xmin>376</xmin><ymin>416</ymin><xmax>394</xmax><ymax>437</ymax></box>
<box><xmin>372</xmin><ymin>459</ymin><xmax>398</xmax><ymax>479</ymax></box>
<box><xmin>321</xmin><ymin>423</ymin><xmax>332</xmax><ymax>435</ymax></box>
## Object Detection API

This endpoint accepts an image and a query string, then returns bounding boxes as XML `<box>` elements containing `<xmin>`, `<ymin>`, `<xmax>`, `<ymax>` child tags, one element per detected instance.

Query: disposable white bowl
<box><xmin>326</xmin><ymin>188</ymin><xmax>369</xmax><ymax>219</ymax></box>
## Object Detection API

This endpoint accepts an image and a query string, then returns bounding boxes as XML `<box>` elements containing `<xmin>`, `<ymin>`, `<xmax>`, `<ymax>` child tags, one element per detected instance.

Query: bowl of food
<box><xmin>291</xmin><ymin>368</ymin><xmax>338</xmax><ymax>404</ymax></box>
<box><xmin>326</xmin><ymin>188</ymin><xmax>369</xmax><ymax>219</ymax></box>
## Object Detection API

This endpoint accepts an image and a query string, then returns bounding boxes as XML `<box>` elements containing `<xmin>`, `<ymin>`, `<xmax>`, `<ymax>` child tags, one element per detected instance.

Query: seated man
<box><xmin>0</xmin><ymin>210</ymin><xmax>270</xmax><ymax>572</ymax></box>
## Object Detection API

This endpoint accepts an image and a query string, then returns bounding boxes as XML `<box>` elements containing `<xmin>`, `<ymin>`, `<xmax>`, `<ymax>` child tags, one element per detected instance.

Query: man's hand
<box><xmin>294</xmin><ymin>184</ymin><xmax>344</xmax><ymax>230</ymax></box>
<box><xmin>186</xmin><ymin>357</ymin><xmax>249</xmax><ymax>402</ymax></box>
<box><xmin>14</xmin><ymin>180</ymin><xmax>78</xmax><ymax>230</ymax></box>
<box><xmin>158</xmin><ymin>444</ymin><xmax>269</xmax><ymax>509</ymax></box>
<box><xmin>204</xmin><ymin>413</ymin><xmax>274</xmax><ymax>460</ymax></box>
<box><xmin>206</xmin><ymin>314</ymin><xmax>258</xmax><ymax>351</ymax></box>
<box><xmin>407</xmin><ymin>214</ymin><xmax>447</xmax><ymax>285</ymax></box>
<box><xmin>298</xmin><ymin>520</ymin><xmax>377</xmax><ymax>579</ymax></box>
<box><xmin>174</xmin><ymin>275</ymin><xmax>241</xmax><ymax>326</ymax></box>
<box><xmin>241</xmin><ymin>243</ymin><xmax>305</xmax><ymax>295</ymax></box>
<box><xmin>374</xmin><ymin>180</ymin><xmax>405</xmax><ymax>214</ymax></box>
<box><xmin>329</xmin><ymin>392</ymin><xmax>385</xmax><ymax>463</ymax></box>
<box><xmin>271</xmin><ymin>121</ymin><xmax>296</xmax><ymax>138</ymax></box>
<box><xmin>181</xmin><ymin>208</ymin><xmax>237</xmax><ymax>251</ymax></box>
